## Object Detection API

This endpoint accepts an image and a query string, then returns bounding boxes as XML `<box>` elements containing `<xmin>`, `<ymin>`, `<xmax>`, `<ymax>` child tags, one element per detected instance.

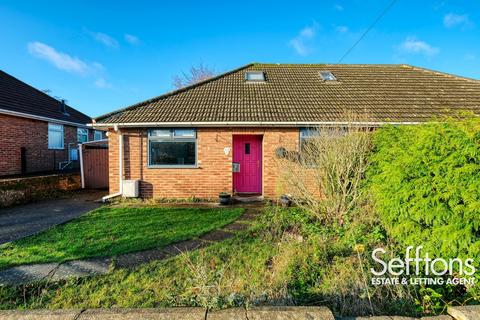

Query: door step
<box><xmin>233</xmin><ymin>194</ymin><xmax>264</xmax><ymax>203</ymax></box>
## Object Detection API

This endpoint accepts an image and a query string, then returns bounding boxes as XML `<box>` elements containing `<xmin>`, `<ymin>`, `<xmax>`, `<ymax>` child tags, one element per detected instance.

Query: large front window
<box><xmin>148</xmin><ymin>129</ymin><xmax>197</xmax><ymax>167</ymax></box>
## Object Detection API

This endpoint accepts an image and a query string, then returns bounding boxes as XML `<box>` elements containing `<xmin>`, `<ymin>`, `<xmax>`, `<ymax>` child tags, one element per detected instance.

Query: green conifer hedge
<box><xmin>367</xmin><ymin>114</ymin><xmax>480</xmax><ymax>263</ymax></box>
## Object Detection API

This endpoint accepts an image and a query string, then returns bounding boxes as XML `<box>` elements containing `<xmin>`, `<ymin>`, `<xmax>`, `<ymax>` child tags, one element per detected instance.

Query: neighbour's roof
<box><xmin>95</xmin><ymin>63</ymin><xmax>480</xmax><ymax>125</ymax></box>
<box><xmin>0</xmin><ymin>70</ymin><xmax>91</xmax><ymax>125</ymax></box>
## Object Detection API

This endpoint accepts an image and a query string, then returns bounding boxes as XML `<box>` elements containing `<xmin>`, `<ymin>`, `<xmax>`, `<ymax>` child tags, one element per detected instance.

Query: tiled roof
<box><xmin>95</xmin><ymin>63</ymin><xmax>480</xmax><ymax>125</ymax></box>
<box><xmin>0</xmin><ymin>70</ymin><xmax>91</xmax><ymax>125</ymax></box>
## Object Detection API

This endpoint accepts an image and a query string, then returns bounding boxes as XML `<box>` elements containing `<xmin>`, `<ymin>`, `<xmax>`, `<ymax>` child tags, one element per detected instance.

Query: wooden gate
<box><xmin>81</xmin><ymin>142</ymin><xmax>108</xmax><ymax>189</ymax></box>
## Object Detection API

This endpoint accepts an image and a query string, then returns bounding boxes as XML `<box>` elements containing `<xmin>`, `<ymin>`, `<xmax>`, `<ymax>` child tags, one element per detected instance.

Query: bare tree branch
<box><xmin>172</xmin><ymin>63</ymin><xmax>216</xmax><ymax>89</ymax></box>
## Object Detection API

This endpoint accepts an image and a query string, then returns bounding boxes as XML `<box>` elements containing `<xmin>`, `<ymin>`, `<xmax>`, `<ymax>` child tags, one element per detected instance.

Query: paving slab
<box><xmin>222</xmin><ymin>221</ymin><xmax>250</xmax><ymax>232</ymax></box>
<box><xmin>200</xmin><ymin>229</ymin><xmax>236</xmax><ymax>242</ymax></box>
<box><xmin>245</xmin><ymin>306</ymin><xmax>334</xmax><ymax>320</ymax></box>
<box><xmin>79</xmin><ymin>308</ymin><xmax>206</xmax><ymax>320</ymax></box>
<box><xmin>0</xmin><ymin>262</ymin><xmax>60</xmax><ymax>285</ymax></box>
<box><xmin>51</xmin><ymin>258</ymin><xmax>111</xmax><ymax>280</ymax></box>
<box><xmin>113</xmin><ymin>248</ymin><xmax>171</xmax><ymax>269</ymax></box>
<box><xmin>0</xmin><ymin>309</ymin><xmax>82</xmax><ymax>320</ymax></box>
<box><xmin>448</xmin><ymin>306</ymin><xmax>480</xmax><ymax>320</ymax></box>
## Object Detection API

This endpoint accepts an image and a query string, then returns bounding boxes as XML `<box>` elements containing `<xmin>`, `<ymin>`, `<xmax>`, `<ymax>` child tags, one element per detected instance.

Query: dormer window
<box><xmin>245</xmin><ymin>71</ymin><xmax>265</xmax><ymax>82</ymax></box>
<box><xmin>320</xmin><ymin>71</ymin><xmax>337</xmax><ymax>81</ymax></box>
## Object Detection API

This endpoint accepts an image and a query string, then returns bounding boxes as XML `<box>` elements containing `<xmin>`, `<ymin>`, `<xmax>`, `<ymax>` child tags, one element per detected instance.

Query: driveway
<box><xmin>0</xmin><ymin>190</ymin><xmax>105</xmax><ymax>244</ymax></box>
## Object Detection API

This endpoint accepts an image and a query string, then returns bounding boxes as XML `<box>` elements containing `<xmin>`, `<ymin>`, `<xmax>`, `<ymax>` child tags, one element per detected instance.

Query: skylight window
<box><xmin>245</xmin><ymin>71</ymin><xmax>265</xmax><ymax>82</ymax></box>
<box><xmin>320</xmin><ymin>71</ymin><xmax>337</xmax><ymax>81</ymax></box>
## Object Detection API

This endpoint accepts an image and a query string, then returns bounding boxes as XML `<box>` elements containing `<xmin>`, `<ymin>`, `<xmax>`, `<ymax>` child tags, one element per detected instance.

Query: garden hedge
<box><xmin>367</xmin><ymin>114</ymin><xmax>480</xmax><ymax>264</ymax></box>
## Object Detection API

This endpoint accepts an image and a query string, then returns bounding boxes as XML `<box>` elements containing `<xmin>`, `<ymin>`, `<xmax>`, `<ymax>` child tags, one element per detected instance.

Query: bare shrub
<box><xmin>278</xmin><ymin>119</ymin><xmax>373</xmax><ymax>223</ymax></box>
<box><xmin>181</xmin><ymin>251</ymin><xmax>227</xmax><ymax>310</ymax></box>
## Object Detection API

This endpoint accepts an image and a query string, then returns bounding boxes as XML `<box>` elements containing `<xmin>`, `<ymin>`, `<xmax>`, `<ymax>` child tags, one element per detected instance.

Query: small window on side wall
<box><xmin>94</xmin><ymin>130</ymin><xmax>103</xmax><ymax>141</ymax></box>
<box><xmin>77</xmin><ymin>128</ymin><xmax>88</xmax><ymax>143</ymax></box>
<box><xmin>48</xmin><ymin>123</ymin><xmax>64</xmax><ymax>149</ymax></box>
<box><xmin>148</xmin><ymin>128</ymin><xmax>197</xmax><ymax>167</ymax></box>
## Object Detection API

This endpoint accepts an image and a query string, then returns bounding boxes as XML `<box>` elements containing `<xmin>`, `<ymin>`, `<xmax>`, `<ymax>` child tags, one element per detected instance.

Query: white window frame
<box><xmin>148</xmin><ymin>128</ymin><xmax>198</xmax><ymax>168</ymax></box>
<box><xmin>245</xmin><ymin>71</ymin><xmax>266</xmax><ymax>82</ymax></box>
<box><xmin>77</xmin><ymin>128</ymin><xmax>89</xmax><ymax>143</ymax></box>
<box><xmin>48</xmin><ymin>123</ymin><xmax>64</xmax><ymax>150</ymax></box>
<box><xmin>320</xmin><ymin>71</ymin><xmax>337</xmax><ymax>81</ymax></box>
<box><xmin>94</xmin><ymin>130</ymin><xmax>103</xmax><ymax>141</ymax></box>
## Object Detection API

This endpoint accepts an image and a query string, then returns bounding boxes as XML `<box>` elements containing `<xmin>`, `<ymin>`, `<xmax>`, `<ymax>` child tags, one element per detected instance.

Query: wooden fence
<box><xmin>80</xmin><ymin>141</ymin><xmax>108</xmax><ymax>189</ymax></box>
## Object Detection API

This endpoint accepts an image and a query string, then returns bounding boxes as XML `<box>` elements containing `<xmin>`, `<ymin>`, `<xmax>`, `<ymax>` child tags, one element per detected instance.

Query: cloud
<box><xmin>399</xmin><ymin>37</ymin><xmax>439</xmax><ymax>56</ymax></box>
<box><xmin>27</xmin><ymin>42</ymin><xmax>92</xmax><ymax>75</ymax></box>
<box><xmin>91</xmin><ymin>31</ymin><xmax>119</xmax><ymax>48</ymax></box>
<box><xmin>465</xmin><ymin>53</ymin><xmax>476</xmax><ymax>61</ymax></box>
<box><xmin>289</xmin><ymin>23</ymin><xmax>318</xmax><ymax>56</ymax></box>
<box><xmin>334</xmin><ymin>4</ymin><xmax>344</xmax><ymax>11</ymax></box>
<box><xmin>336</xmin><ymin>25</ymin><xmax>349</xmax><ymax>33</ymax></box>
<box><xmin>124</xmin><ymin>34</ymin><xmax>140</xmax><ymax>45</ymax></box>
<box><xmin>94</xmin><ymin>78</ymin><xmax>113</xmax><ymax>89</ymax></box>
<box><xmin>28</xmin><ymin>41</ymin><xmax>112</xmax><ymax>88</ymax></box>
<box><xmin>443</xmin><ymin>13</ymin><xmax>473</xmax><ymax>29</ymax></box>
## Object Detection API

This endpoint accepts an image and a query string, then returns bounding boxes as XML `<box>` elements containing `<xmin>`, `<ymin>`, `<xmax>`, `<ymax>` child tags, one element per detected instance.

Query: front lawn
<box><xmin>0</xmin><ymin>206</ymin><xmax>243</xmax><ymax>269</ymax></box>
<box><xmin>0</xmin><ymin>206</ymin><xmax>412</xmax><ymax>315</ymax></box>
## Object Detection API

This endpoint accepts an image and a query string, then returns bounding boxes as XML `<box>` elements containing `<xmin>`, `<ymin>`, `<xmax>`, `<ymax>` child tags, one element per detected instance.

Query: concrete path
<box><xmin>0</xmin><ymin>208</ymin><xmax>260</xmax><ymax>286</ymax></box>
<box><xmin>0</xmin><ymin>190</ymin><xmax>105</xmax><ymax>245</ymax></box>
<box><xmin>2</xmin><ymin>305</ymin><xmax>478</xmax><ymax>319</ymax></box>
<box><xmin>0</xmin><ymin>306</ymin><xmax>335</xmax><ymax>320</ymax></box>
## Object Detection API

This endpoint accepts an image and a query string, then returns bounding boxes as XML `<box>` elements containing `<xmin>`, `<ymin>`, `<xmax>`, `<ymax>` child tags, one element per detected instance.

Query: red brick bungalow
<box><xmin>0</xmin><ymin>70</ymin><xmax>105</xmax><ymax>177</ymax></box>
<box><xmin>92</xmin><ymin>63</ymin><xmax>480</xmax><ymax>200</ymax></box>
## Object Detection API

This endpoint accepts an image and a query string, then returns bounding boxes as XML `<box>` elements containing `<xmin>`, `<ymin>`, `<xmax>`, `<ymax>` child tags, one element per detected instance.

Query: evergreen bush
<box><xmin>367</xmin><ymin>114</ymin><xmax>480</xmax><ymax>262</ymax></box>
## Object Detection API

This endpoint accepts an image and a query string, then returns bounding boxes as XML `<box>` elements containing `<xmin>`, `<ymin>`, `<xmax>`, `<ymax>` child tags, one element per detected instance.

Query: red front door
<box><xmin>233</xmin><ymin>135</ymin><xmax>262</xmax><ymax>194</ymax></box>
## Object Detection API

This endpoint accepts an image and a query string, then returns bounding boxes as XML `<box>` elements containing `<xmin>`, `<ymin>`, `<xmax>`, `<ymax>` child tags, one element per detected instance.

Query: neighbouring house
<box><xmin>92</xmin><ymin>63</ymin><xmax>480</xmax><ymax>200</ymax></box>
<box><xmin>0</xmin><ymin>70</ymin><xmax>106</xmax><ymax>177</ymax></box>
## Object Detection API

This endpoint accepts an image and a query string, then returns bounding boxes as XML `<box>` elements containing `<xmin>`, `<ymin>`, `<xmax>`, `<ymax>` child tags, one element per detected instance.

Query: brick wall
<box><xmin>0</xmin><ymin>114</ymin><xmax>94</xmax><ymax>176</ymax></box>
<box><xmin>108</xmin><ymin>127</ymin><xmax>299</xmax><ymax>199</ymax></box>
<box><xmin>0</xmin><ymin>172</ymin><xmax>81</xmax><ymax>207</ymax></box>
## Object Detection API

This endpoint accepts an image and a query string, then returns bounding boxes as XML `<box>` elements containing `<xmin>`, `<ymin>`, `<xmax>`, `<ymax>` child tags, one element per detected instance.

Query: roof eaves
<box><xmin>0</xmin><ymin>70</ymin><xmax>91</xmax><ymax>118</ymax></box>
<box><xmin>94</xmin><ymin>62</ymin><xmax>255</xmax><ymax>122</ymax></box>
<box><xmin>0</xmin><ymin>108</ymin><xmax>91</xmax><ymax>128</ymax></box>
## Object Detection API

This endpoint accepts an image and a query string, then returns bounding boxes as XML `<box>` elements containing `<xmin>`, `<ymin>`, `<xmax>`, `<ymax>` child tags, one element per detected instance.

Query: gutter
<box><xmin>0</xmin><ymin>108</ymin><xmax>90</xmax><ymax>128</ymax></box>
<box><xmin>89</xmin><ymin>121</ymin><xmax>421</xmax><ymax>128</ymax></box>
<box><xmin>101</xmin><ymin>130</ymin><xmax>123</xmax><ymax>202</ymax></box>
<box><xmin>81</xmin><ymin>139</ymin><xmax>108</xmax><ymax>144</ymax></box>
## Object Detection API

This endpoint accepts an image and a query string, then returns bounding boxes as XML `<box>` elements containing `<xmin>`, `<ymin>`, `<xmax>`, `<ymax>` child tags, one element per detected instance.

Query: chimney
<box><xmin>60</xmin><ymin>99</ymin><xmax>67</xmax><ymax>115</ymax></box>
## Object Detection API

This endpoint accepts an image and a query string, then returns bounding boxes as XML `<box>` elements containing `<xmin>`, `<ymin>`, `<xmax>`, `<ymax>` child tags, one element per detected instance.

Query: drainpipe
<box><xmin>118</xmin><ymin>131</ymin><xmax>123</xmax><ymax>195</ymax></box>
<box><xmin>79</xmin><ymin>143</ymin><xmax>85</xmax><ymax>188</ymax></box>
<box><xmin>102</xmin><ymin>128</ymin><xmax>123</xmax><ymax>202</ymax></box>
